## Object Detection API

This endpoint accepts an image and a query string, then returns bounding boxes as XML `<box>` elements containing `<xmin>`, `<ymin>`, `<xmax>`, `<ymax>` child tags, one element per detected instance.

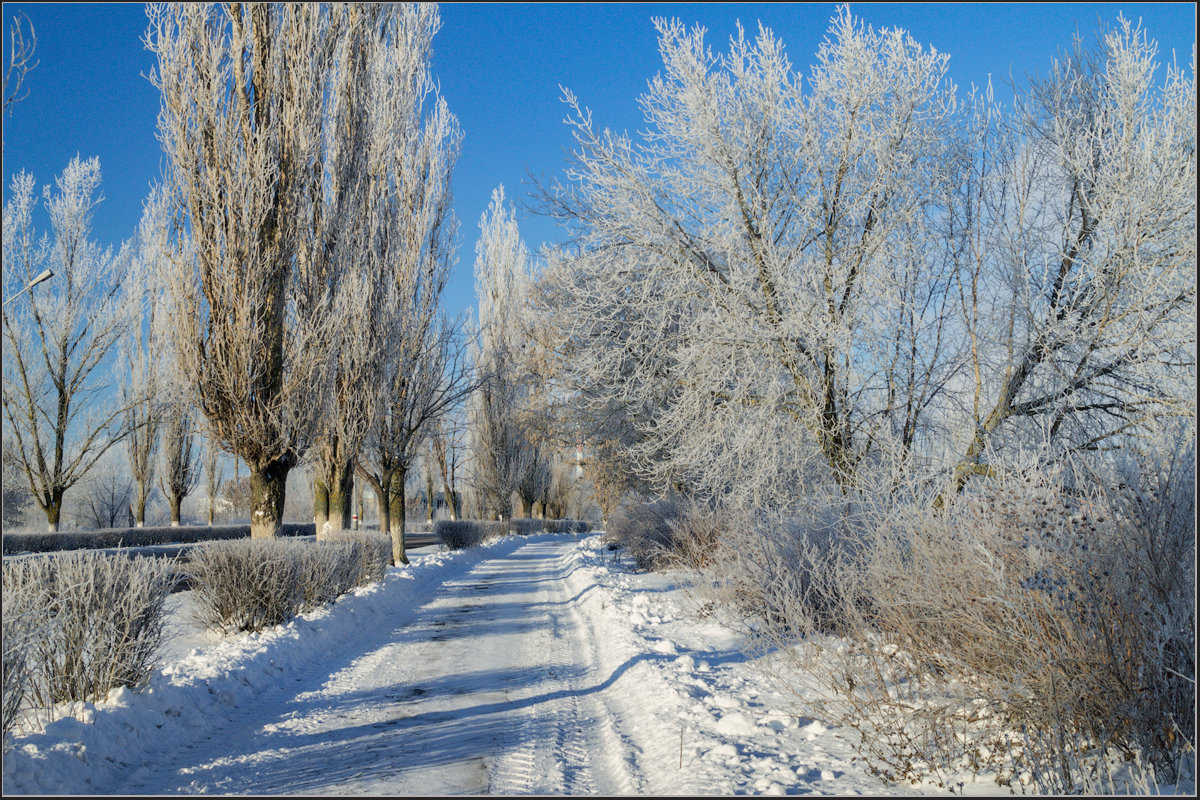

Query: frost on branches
<box><xmin>538</xmin><ymin>9</ymin><xmax>1196</xmax><ymax>508</ymax></box>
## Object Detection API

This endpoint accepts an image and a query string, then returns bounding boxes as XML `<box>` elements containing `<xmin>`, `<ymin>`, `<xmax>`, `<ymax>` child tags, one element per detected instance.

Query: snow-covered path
<box><xmin>120</xmin><ymin>537</ymin><xmax>644</xmax><ymax>794</ymax></box>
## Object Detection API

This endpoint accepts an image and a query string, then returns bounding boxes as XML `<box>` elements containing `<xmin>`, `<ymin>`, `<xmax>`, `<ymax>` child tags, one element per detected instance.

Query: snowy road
<box><xmin>114</xmin><ymin>537</ymin><xmax>647</xmax><ymax>795</ymax></box>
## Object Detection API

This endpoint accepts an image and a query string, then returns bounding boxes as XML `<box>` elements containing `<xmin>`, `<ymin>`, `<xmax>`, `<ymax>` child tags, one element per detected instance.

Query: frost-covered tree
<box><xmin>159</xmin><ymin>402</ymin><xmax>198</xmax><ymax>526</ymax></box>
<box><xmin>344</xmin><ymin>42</ymin><xmax>468</xmax><ymax>562</ymax></box>
<box><xmin>308</xmin><ymin>4</ymin><xmax>452</xmax><ymax>538</ymax></box>
<box><xmin>539</xmin><ymin>10</ymin><xmax>963</xmax><ymax>506</ymax></box>
<box><xmin>147</xmin><ymin>3</ymin><xmax>367</xmax><ymax>537</ymax></box>
<box><xmin>120</xmin><ymin>187</ymin><xmax>174</xmax><ymax>527</ymax></box>
<box><xmin>945</xmin><ymin>18</ymin><xmax>1196</xmax><ymax>493</ymax></box>
<box><xmin>2</xmin><ymin>157</ymin><xmax>134</xmax><ymax>531</ymax></box>
<box><xmin>470</xmin><ymin>186</ymin><xmax>550</xmax><ymax>519</ymax></box>
<box><xmin>72</xmin><ymin>455</ymin><xmax>134</xmax><ymax>530</ymax></box>
<box><xmin>362</xmin><ymin>312</ymin><xmax>472</xmax><ymax>561</ymax></box>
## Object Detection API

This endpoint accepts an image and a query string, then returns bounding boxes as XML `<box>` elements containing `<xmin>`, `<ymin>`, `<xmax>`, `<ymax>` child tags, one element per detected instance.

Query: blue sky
<box><xmin>3</xmin><ymin>2</ymin><xmax>1196</xmax><ymax>321</ymax></box>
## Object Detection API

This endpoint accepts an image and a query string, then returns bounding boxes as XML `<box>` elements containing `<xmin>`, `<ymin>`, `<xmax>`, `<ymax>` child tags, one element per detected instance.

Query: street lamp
<box><xmin>2</xmin><ymin>269</ymin><xmax>54</xmax><ymax>306</ymax></box>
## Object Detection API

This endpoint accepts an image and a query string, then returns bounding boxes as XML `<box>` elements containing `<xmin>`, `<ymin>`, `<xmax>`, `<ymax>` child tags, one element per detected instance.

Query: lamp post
<box><xmin>2</xmin><ymin>269</ymin><xmax>54</xmax><ymax>306</ymax></box>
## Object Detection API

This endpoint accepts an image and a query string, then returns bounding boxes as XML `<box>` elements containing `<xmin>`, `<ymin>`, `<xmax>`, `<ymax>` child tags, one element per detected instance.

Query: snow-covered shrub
<box><xmin>186</xmin><ymin>540</ymin><xmax>306</xmax><ymax>634</ymax></box>
<box><xmin>295</xmin><ymin>540</ymin><xmax>358</xmax><ymax>611</ymax></box>
<box><xmin>3</xmin><ymin>552</ymin><xmax>174</xmax><ymax>714</ymax></box>
<box><xmin>692</xmin><ymin>492</ymin><xmax>863</xmax><ymax>640</ymax></box>
<box><xmin>507</xmin><ymin>518</ymin><xmax>545</xmax><ymax>536</ymax></box>
<box><xmin>2</xmin><ymin>566</ymin><xmax>51</xmax><ymax>737</ymax></box>
<box><xmin>187</xmin><ymin>534</ymin><xmax>393</xmax><ymax>633</ymax></box>
<box><xmin>869</xmin><ymin>462</ymin><xmax>1193</xmax><ymax>786</ymax></box>
<box><xmin>187</xmin><ymin>535</ymin><xmax>393</xmax><ymax>634</ymax></box>
<box><xmin>434</xmin><ymin>520</ymin><xmax>505</xmax><ymax>550</ymax></box>
<box><xmin>324</xmin><ymin>530</ymin><xmax>391</xmax><ymax>585</ymax></box>
<box><xmin>542</xmin><ymin>519</ymin><xmax>590</xmax><ymax>534</ymax></box>
<box><xmin>604</xmin><ymin>499</ymin><xmax>733</xmax><ymax>572</ymax></box>
<box><xmin>602</xmin><ymin>498</ymin><xmax>683</xmax><ymax>571</ymax></box>
<box><xmin>503</xmin><ymin>518</ymin><xmax>590</xmax><ymax>535</ymax></box>
<box><xmin>662</xmin><ymin>502</ymin><xmax>730</xmax><ymax>570</ymax></box>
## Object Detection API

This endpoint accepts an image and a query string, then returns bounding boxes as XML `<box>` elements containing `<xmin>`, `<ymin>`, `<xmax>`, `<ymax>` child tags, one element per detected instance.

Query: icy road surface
<box><xmin>6</xmin><ymin>533</ymin><xmax>958</xmax><ymax>796</ymax></box>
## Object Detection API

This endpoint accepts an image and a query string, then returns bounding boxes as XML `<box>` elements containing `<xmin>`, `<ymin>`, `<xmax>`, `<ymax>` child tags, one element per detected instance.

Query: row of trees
<box><xmin>2</xmin><ymin>5</ymin><xmax>479</xmax><ymax>566</ymax></box>
<box><xmin>523</xmin><ymin>9</ymin><xmax>1195</xmax><ymax>510</ymax></box>
<box><xmin>3</xmin><ymin>3</ymin><xmax>590</xmax><ymax>560</ymax></box>
<box><xmin>145</xmin><ymin>3</ymin><xmax>474</xmax><ymax>564</ymax></box>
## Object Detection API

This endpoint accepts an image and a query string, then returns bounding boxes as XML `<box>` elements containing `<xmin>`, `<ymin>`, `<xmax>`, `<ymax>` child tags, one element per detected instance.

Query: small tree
<box><xmin>72</xmin><ymin>458</ymin><xmax>134</xmax><ymax>530</ymax></box>
<box><xmin>121</xmin><ymin>186</ymin><xmax>172</xmax><ymax>527</ymax></box>
<box><xmin>159</xmin><ymin>402</ymin><xmax>198</xmax><ymax>526</ymax></box>
<box><xmin>2</xmin><ymin>157</ymin><xmax>134</xmax><ymax>531</ymax></box>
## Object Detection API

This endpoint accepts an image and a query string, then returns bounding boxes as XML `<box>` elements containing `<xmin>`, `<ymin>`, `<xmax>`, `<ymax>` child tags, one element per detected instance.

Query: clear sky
<box><xmin>3</xmin><ymin>2</ymin><xmax>1196</xmax><ymax>321</ymax></box>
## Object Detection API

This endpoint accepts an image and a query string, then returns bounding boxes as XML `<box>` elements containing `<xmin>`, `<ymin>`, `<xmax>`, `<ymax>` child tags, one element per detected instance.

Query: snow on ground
<box><xmin>3</xmin><ymin>533</ymin><xmax>1019</xmax><ymax>795</ymax></box>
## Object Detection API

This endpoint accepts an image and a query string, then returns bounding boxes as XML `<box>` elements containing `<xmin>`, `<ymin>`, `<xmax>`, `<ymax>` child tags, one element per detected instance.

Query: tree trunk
<box><xmin>169</xmin><ymin>494</ymin><xmax>182</xmax><ymax>526</ymax></box>
<box><xmin>518</xmin><ymin>494</ymin><xmax>533</xmax><ymax>518</ymax></box>
<box><xmin>313</xmin><ymin>479</ymin><xmax>329</xmax><ymax>538</ymax></box>
<box><xmin>390</xmin><ymin>465</ymin><xmax>409</xmax><ymax>565</ymax></box>
<box><xmin>425</xmin><ymin>467</ymin><xmax>435</xmax><ymax>522</ymax></box>
<box><xmin>46</xmin><ymin>492</ymin><xmax>63</xmax><ymax>532</ymax></box>
<box><xmin>249</xmin><ymin>459</ymin><xmax>290</xmax><ymax>538</ymax></box>
<box><xmin>375</xmin><ymin>485</ymin><xmax>391</xmax><ymax>546</ymax></box>
<box><xmin>133</xmin><ymin>490</ymin><xmax>148</xmax><ymax>527</ymax></box>
<box><xmin>328</xmin><ymin>463</ymin><xmax>354</xmax><ymax>532</ymax></box>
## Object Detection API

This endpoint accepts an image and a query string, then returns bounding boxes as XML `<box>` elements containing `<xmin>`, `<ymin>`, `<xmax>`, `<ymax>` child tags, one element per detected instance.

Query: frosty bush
<box><xmin>295</xmin><ymin>540</ymin><xmax>358</xmax><ymax>611</ymax></box>
<box><xmin>662</xmin><ymin>503</ymin><xmax>730</xmax><ymax>570</ymax></box>
<box><xmin>541</xmin><ymin>519</ymin><xmax>590</xmax><ymax>534</ymax></box>
<box><xmin>2</xmin><ymin>551</ymin><xmax>174</xmax><ymax>718</ymax></box>
<box><xmin>2</xmin><ymin>572</ymin><xmax>50</xmax><ymax>737</ymax></box>
<box><xmin>605</xmin><ymin>498</ymin><xmax>734</xmax><ymax>573</ymax></box>
<box><xmin>505</xmin><ymin>518</ymin><xmax>590</xmax><ymax>536</ymax></box>
<box><xmin>324</xmin><ymin>530</ymin><xmax>391</xmax><ymax>586</ymax></box>
<box><xmin>187</xmin><ymin>535</ymin><xmax>391</xmax><ymax>634</ymax></box>
<box><xmin>699</xmin><ymin>498</ymin><xmax>862</xmax><ymax>640</ymax></box>
<box><xmin>602</xmin><ymin>498</ymin><xmax>683</xmax><ymax>571</ymax></box>
<box><xmin>435</xmin><ymin>520</ymin><xmax>505</xmax><ymax>550</ymax></box>
<box><xmin>750</xmin><ymin>450</ymin><xmax>1196</xmax><ymax>791</ymax></box>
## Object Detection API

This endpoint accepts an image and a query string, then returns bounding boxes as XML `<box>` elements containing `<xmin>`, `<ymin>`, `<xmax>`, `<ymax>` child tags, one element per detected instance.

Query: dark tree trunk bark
<box><xmin>390</xmin><ymin>465</ymin><xmax>409</xmax><ymax>565</ymax></box>
<box><xmin>249</xmin><ymin>458</ymin><xmax>290</xmax><ymax>538</ymax></box>
<box><xmin>425</xmin><ymin>468</ymin><xmax>435</xmax><ymax>522</ymax></box>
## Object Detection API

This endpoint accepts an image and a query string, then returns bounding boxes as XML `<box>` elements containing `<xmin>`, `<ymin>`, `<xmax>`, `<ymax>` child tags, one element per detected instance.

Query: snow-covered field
<box><xmin>0</xmin><ymin>533</ymin><xmax>1087</xmax><ymax>795</ymax></box>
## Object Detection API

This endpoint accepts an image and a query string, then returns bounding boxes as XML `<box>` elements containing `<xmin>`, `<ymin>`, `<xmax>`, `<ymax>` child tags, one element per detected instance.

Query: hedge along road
<box><xmin>111</xmin><ymin>534</ymin><xmax>652</xmax><ymax>795</ymax></box>
<box><xmin>2</xmin><ymin>531</ymin><xmax>442</xmax><ymax>592</ymax></box>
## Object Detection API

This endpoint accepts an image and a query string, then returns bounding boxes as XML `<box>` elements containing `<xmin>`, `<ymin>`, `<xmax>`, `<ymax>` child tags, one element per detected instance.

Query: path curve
<box><xmin>120</xmin><ymin>536</ymin><xmax>644</xmax><ymax>795</ymax></box>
